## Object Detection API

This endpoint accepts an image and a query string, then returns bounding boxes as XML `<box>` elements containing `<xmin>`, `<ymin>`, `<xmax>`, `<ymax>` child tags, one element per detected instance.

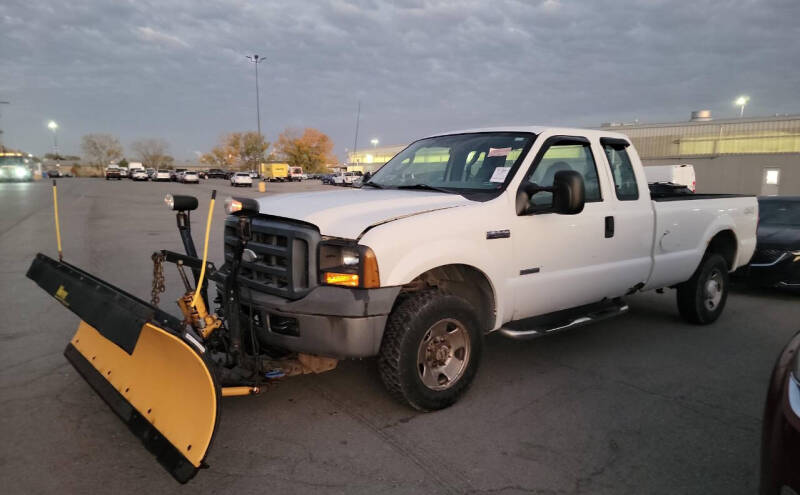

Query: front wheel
<box><xmin>676</xmin><ymin>253</ymin><xmax>730</xmax><ymax>324</ymax></box>
<box><xmin>378</xmin><ymin>291</ymin><xmax>483</xmax><ymax>411</ymax></box>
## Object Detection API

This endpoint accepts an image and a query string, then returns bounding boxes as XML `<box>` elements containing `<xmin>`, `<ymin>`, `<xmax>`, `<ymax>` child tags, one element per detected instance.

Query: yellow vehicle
<box><xmin>260</xmin><ymin>162</ymin><xmax>289</xmax><ymax>182</ymax></box>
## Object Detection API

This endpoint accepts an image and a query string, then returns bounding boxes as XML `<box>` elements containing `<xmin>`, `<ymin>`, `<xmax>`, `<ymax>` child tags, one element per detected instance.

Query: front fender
<box><xmin>368</xmin><ymin>235</ymin><xmax>510</xmax><ymax>330</ymax></box>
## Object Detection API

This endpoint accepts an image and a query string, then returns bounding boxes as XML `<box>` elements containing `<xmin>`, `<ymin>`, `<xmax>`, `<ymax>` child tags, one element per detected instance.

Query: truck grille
<box><xmin>751</xmin><ymin>248</ymin><xmax>786</xmax><ymax>265</ymax></box>
<box><xmin>224</xmin><ymin>217</ymin><xmax>320</xmax><ymax>299</ymax></box>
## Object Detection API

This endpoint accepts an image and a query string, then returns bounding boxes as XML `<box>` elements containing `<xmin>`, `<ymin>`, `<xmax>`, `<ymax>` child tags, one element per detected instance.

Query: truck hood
<box><xmin>255</xmin><ymin>189</ymin><xmax>472</xmax><ymax>239</ymax></box>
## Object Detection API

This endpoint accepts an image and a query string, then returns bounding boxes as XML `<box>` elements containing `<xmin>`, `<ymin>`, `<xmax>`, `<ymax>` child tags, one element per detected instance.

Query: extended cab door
<box><xmin>509</xmin><ymin>135</ymin><xmax>634</xmax><ymax>320</ymax></box>
<box><xmin>595</xmin><ymin>137</ymin><xmax>654</xmax><ymax>295</ymax></box>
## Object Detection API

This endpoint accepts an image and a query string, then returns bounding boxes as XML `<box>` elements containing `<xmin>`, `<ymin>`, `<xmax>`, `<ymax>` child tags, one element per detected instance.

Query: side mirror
<box><xmin>551</xmin><ymin>170</ymin><xmax>585</xmax><ymax>214</ymax></box>
<box><xmin>515</xmin><ymin>170</ymin><xmax>585</xmax><ymax>216</ymax></box>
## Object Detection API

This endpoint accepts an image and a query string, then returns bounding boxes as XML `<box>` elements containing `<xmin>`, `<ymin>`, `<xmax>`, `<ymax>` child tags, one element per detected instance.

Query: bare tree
<box><xmin>131</xmin><ymin>138</ymin><xmax>173</xmax><ymax>169</ymax></box>
<box><xmin>81</xmin><ymin>133</ymin><xmax>123</xmax><ymax>167</ymax></box>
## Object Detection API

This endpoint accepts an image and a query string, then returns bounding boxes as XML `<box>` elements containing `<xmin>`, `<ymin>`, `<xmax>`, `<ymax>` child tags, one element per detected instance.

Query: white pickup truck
<box><xmin>221</xmin><ymin>126</ymin><xmax>757</xmax><ymax>411</ymax></box>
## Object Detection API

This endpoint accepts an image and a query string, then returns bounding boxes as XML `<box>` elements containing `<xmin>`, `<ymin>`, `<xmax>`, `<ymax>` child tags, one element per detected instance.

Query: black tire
<box><xmin>378</xmin><ymin>291</ymin><xmax>483</xmax><ymax>411</ymax></box>
<box><xmin>676</xmin><ymin>253</ymin><xmax>730</xmax><ymax>324</ymax></box>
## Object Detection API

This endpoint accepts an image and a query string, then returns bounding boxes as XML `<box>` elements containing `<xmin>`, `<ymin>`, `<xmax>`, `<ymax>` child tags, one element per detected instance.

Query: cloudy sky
<box><xmin>1</xmin><ymin>0</ymin><xmax>798</xmax><ymax>161</ymax></box>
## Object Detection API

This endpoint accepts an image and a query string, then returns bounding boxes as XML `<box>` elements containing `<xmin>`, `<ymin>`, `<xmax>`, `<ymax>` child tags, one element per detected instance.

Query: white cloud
<box><xmin>135</xmin><ymin>26</ymin><xmax>189</xmax><ymax>48</ymax></box>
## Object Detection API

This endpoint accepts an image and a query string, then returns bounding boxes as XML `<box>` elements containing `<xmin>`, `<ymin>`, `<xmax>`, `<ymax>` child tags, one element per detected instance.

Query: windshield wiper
<box><xmin>361</xmin><ymin>181</ymin><xmax>384</xmax><ymax>189</ymax></box>
<box><xmin>396</xmin><ymin>184</ymin><xmax>454</xmax><ymax>194</ymax></box>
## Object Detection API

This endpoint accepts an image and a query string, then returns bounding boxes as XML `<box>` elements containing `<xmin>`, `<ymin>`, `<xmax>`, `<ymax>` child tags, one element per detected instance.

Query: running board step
<box><xmin>499</xmin><ymin>301</ymin><xmax>629</xmax><ymax>340</ymax></box>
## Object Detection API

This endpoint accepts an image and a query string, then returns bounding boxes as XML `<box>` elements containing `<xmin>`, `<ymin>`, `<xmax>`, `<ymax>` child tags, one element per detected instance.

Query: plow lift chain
<box><xmin>151</xmin><ymin>252</ymin><xmax>167</xmax><ymax>306</ymax></box>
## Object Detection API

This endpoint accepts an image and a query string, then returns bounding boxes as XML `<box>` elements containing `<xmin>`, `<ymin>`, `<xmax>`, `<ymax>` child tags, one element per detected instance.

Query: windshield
<box><xmin>0</xmin><ymin>156</ymin><xmax>27</xmax><ymax>166</ymax></box>
<box><xmin>369</xmin><ymin>132</ymin><xmax>535</xmax><ymax>192</ymax></box>
<box><xmin>759</xmin><ymin>200</ymin><xmax>800</xmax><ymax>226</ymax></box>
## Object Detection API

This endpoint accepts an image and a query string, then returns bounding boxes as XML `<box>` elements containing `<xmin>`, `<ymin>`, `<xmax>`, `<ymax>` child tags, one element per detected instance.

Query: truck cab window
<box><xmin>527</xmin><ymin>142</ymin><xmax>601</xmax><ymax>207</ymax></box>
<box><xmin>603</xmin><ymin>144</ymin><xmax>639</xmax><ymax>200</ymax></box>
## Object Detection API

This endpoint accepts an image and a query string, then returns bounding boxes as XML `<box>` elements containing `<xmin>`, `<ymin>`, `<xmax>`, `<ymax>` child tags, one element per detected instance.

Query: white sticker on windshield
<box><xmin>490</xmin><ymin>167</ymin><xmax>511</xmax><ymax>183</ymax></box>
<box><xmin>488</xmin><ymin>147</ymin><xmax>511</xmax><ymax>157</ymax></box>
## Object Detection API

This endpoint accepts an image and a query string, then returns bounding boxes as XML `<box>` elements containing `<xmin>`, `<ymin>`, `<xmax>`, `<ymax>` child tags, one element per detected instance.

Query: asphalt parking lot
<box><xmin>1</xmin><ymin>178</ymin><xmax>798</xmax><ymax>494</ymax></box>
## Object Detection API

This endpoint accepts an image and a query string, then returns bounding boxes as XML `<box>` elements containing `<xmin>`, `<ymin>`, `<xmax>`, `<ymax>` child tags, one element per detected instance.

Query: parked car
<box><xmin>644</xmin><ymin>164</ymin><xmax>696</xmax><ymax>192</ymax></box>
<box><xmin>221</xmin><ymin>126</ymin><xmax>757</xmax><ymax>411</ymax></box>
<box><xmin>105</xmin><ymin>167</ymin><xmax>122</xmax><ymax>180</ymax></box>
<box><xmin>118</xmin><ymin>167</ymin><xmax>129</xmax><ymax>178</ymax></box>
<box><xmin>154</xmin><ymin>169</ymin><xmax>171</xmax><ymax>182</ymax></box>
<box><xmin>146</xmin><ymin>168</ymin><xmax>156</xmax><ymax>179</ymax></box>
<box><xmin>230</xmin><ymin>171</ymin><xmax>253</xmax><ymax>187</ymax></box>
<box><xmin>128</xmin><ymin>162</ymin><xmax>146</xmax><ymax>179</ymax></box>
<box><xmin>760</xmin><ymin>328</ymin><xmax>800</xmax><ymax>495</ymax></box>
<box><xmin>289</xmin><ymin>166</ymin><xmax>304</xmax><ymax>181</ymax></box>
<box><xmin>740</xmin><ymin>196</ymin><xmax>800</xmax><ymax>290</ymax></box>
<box><xmin>207</xmin><ymin>168</ymin><xmax>228</xmax><ymax>179</ymax></box>
<box><xmin>181</xmin><ymin>171</ymin><xmax>200</xmax><ymax>184</ymax></box>
<box><xmin>332</xmin><ymin>171</ymin><xmax>359</xmax><ymax>186</ymax></box>
<box><xmin>249</xmin><ymin>170</ymin><xmax>260</xmax><ymax>180</ymax></box>
<box><xmin>131</xmin><ymin>169</ymin><xmax>149</xmax><ymax>181</ymax></box>
<box><xmin>320</xmin><ymin>174</ymin><xmax>336</xmax><ymax>185</ymax></box>
<box><xmin>171</xmin><ymin>168</ymin><xmax>186</xmax><ymax>182</ymax></box>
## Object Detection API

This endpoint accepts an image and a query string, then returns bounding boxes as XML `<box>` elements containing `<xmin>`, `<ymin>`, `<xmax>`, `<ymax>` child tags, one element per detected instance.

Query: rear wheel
<box><xmin>676</xmin><ymin>253</ymin><xmax>729</xmax><ymax>324</ymax></box>
<box><xmin>379</xmin><ymin>291</ymin><xmax>483</xmax><ymax>411</ymax></box>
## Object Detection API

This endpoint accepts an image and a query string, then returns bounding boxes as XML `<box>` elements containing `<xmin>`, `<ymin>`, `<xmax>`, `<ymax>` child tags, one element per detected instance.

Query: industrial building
<box><xmin>602</xmin><ymin>111</ymin><xmax>800</xmax><ymax>195</ymax></box>
<box><xmin>347</xmin><ymin>112</ymin><xmax>800</xmax><ymax>195</ymax></box>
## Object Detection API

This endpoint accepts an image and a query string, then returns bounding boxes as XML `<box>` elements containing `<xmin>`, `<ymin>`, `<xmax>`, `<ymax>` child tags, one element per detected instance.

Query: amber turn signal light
<box><xmin>324</xmin><ymin>272</ymin><xmax>359</xmax><ymax>287</ymax></box>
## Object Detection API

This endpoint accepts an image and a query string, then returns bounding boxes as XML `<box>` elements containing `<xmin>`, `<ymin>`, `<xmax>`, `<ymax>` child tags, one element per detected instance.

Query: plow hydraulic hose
<box><xmin>191</xmin><ymin>190</ymin><xmax>216</xmax><ymax>308</ymax></box>
<box><xmin>52</xmin><ymin>180</ymin><xmax>63</xmax><ymax>261</ymax></box>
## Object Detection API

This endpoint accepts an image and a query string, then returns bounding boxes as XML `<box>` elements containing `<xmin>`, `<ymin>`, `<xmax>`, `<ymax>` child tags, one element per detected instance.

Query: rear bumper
<box><xmin>235</xmin><ymin>284</ymin><xmax>402</xmax><ymax>359</ymax></box>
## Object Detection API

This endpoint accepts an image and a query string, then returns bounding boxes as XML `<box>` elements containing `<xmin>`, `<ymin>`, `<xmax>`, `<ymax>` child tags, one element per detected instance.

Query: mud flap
<box><xmin>27</xmin><ymin>254</ymin><xmax>221</xmax><ymax>483</ymax></box>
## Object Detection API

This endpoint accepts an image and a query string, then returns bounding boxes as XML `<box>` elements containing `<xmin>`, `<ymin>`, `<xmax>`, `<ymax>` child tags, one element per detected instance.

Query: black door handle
<box><xmin>604</xmin><ymin>216</ymin><xmax>614</xmax><ymax>238</ymax></box>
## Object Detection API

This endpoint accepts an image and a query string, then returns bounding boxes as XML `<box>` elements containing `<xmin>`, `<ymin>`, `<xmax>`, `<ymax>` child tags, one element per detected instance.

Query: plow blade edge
<box><xmin>27</xmin><ymin>253</ymin><xmax>220</xmax><ymax>483</ymax></box>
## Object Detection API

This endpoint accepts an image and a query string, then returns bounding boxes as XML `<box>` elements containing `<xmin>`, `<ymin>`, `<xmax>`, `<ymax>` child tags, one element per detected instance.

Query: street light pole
<box><xmin>0</xmin><ymin>101</ymin><xmax>8</xmax><ymax>149</ymax></box>
<box><xmin>246</xmin><ymin>54</ymin><xmax>265</xmax><ymax>138</ymax></box>
<box><xmin>47</xmin><ymin>120</ymin><xmax>59</xmax><ymax>157</ymax></box>
<box><xmin>735</xmin><ymin>95</ymin><xmax>749</xmax><ymax>118</ymax></box>
<box><xmin>352</xmin><ymin>100</ymin><xmax>360</xmax><ymax>165</ymax></box>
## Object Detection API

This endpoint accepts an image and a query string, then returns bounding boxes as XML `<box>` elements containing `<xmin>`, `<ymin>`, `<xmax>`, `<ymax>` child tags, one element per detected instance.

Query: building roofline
<box><xmin>599</xmin><ymin>113</ymin><xmax>800</xmax><ymax>130</ymax></box>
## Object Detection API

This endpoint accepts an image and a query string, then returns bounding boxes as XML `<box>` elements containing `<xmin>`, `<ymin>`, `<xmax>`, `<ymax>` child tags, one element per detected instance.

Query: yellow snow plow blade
<box><xmin>28</xmin><ymin>253</ymin><xmax>221</xmax><ymax>483</ymax></box>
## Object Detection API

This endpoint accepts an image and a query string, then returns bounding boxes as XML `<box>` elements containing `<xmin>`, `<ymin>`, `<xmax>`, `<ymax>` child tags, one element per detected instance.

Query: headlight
<box><xmin>792</xmin><ymin>250</ymin><xmax>800</xmax><ymax>262</ymax></box>
<box><xmin>15</xmin><ymin>167</ymin><xmax>29</xmax><ymax>178</ymax></box>
<box><xmin>319</xmin><ymin>242</ymin><xmax>380</xmax><ymax>288</ymax></box>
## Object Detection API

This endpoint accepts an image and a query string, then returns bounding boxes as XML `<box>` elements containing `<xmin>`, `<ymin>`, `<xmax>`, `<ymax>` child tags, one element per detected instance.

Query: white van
<box><xmin>644</xmin><ymin>164</ymin><xmax>696</xmax><ymax>192</ymax></box>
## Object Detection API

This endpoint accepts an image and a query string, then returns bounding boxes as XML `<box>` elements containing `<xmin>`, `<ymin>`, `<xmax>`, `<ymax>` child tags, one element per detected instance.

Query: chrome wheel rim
<box><xmin>416</xmin><ymin>318</ymin><xmax>471</xmax><ymax>391</ymax></box>
<box><xmin>704</xmin><ymin>269</ymin><xmax>724</xmax><ymax>311</ymax></box>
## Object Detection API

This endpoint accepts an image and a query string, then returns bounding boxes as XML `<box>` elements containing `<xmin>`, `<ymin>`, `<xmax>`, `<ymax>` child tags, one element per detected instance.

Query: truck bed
<box><xmin>644</xmin><ymin>194</ymin><xmax>758</xmax><ymax>290</ymax></box>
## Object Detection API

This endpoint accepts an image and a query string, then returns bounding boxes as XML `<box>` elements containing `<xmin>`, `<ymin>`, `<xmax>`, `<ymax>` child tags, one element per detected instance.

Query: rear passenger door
<box><xmin>596</xmin><ymin>137</ymin><xmax>654</xmax><ymax>294</ymax></box>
